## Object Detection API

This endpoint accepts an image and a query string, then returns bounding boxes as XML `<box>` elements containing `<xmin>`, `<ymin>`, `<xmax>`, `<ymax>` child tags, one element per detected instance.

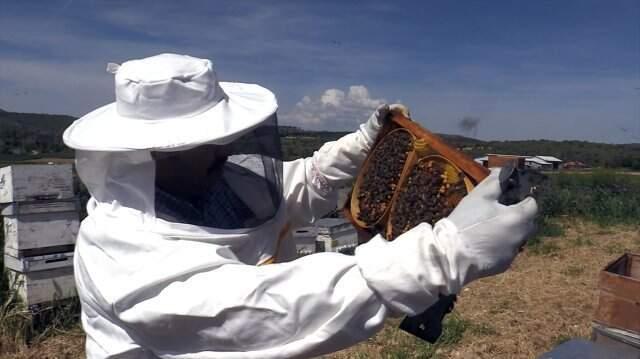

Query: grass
<box><xmin>529</xmin><ymin>170</ymin><xmax>640</xmax><ymax>252</ymax></box>
<box><xmin>368</xmin><ymin>311</ymin><xmax>497</xmax><ymax>359</ymax></box>
<box><xmin>538</xmin><ymin>170</ymin><xmax>640</xmax><ymax>226</ymax></box>
<box><xmin>380</xmin><ymin>313</ymin><xmax>472</xmax><ymax>359</ymax></box>
<box><xmin>561</xmin><ymin>265</ymin><xmax>585</xmax><ymax>277</ymax></box>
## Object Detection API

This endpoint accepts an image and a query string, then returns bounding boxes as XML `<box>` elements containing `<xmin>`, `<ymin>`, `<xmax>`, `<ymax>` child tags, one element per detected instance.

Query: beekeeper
<box><xmin>63</xmin><ymin>53</ymin><xmax>537</xmax><ymax>358</ymax></box>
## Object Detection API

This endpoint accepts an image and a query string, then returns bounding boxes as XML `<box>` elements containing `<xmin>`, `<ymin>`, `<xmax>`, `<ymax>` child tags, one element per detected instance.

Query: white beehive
<box><xmin>314</xmin><ymin>218</ymin><xmax>358</xmax><ymax>254</ymax></box>
<box><xmin>293</xmin><ymin>227</ymin><xmax>318</xmax><ymax>256</ymax></box>
<box><xmin>7</xmin><ymin>267</ymin><xmax>76</xmax><ymax>306</ymax></box>
<box><xmin>4</xmin><ymin>251</ymin><xmax>74</xmax><ymax>273</ymax></box>
<box><xmin>0</xmin><ymin>164</ymin><xmax>74</xmax><ymax>204</ymax></box>
<box><xmin>2</xmin><ymin>199</ymin><xmax>79</xmax><ymax>257</ymax></box>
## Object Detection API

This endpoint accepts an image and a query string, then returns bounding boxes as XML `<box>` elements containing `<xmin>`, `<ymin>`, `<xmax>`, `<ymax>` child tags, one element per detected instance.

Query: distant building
<box><xmin>525</xmin><ymin>157</ymin><xmax>553</xmax><ymax>170</ymax></box>
<box><xmin>476</xmin><ymin>154</ymin><xmax>562</xmax><ymax>171</ymax></box>
<box><xmin>535</xmin><ymin>156</ymin><xmax>563</xmax><ymax>170</ymax></box>
<box><xmin>562</xmin><ymin>160</ymin><xmax>588</xmax><ymax>170</ymax></box>
<box><xmin>474</xmin><ymin>156</ymin><xmax>488</xmax><ymax>167</ymax></box>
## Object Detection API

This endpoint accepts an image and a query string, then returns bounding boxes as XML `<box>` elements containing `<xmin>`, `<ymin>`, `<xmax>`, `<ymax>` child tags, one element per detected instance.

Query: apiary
<box><xmin>2</xmin><ymin>199</ymin><xmax>80</xmax><ymax>258</ymax></box>
<box><xmin>346</xmin><ymin>114</ymin><xmax>489</xmax><ymax>240</ymax></box>
<box><xmin>0</xmin><ymin>164</ymin><xmax>74</xmax><ymax>203</ymax></box>
<box><xmin>1</xmin><ymin>164</ymin><xmax>80</xmax><ymax>306</ymax></box>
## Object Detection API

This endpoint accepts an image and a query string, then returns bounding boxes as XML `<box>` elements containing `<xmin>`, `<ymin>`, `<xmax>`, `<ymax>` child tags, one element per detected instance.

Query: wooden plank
<box><xmin>594</xmin><ymin>291</ymin><xmax>640</xmax><ymax>335</ymax></box>
<box><xmin>392</xmin><ymin>115</ymin><xmax>490</xmax><ymax>184</ymax></box>
<box><xmin>599</xmin><ymin>271</ymin><xmax>640</xmax><ymax>303</ymax></box>
<box><xmin>630</xmin><ymin>254</ymin><xmax>640</xmax><ymax>279</ymax></box>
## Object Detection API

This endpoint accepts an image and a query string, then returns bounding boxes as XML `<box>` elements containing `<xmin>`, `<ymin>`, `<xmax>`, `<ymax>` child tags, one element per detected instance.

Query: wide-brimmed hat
<box><xmin>63</xmin><ymin>53</ymin><xmax>278</xmax><ymax>151</ymax></box>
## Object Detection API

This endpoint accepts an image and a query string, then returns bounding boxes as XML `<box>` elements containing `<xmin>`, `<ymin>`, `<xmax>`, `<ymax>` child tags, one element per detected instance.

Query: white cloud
<box><xmin>320</xmin><ymin>89</ymin><xmax>345</xmax><ymax>107</ymax></box>
<box><xmin>282</xmin><ymin>85</ymin><xmax>389</xmax><ymax>130</ymax></box>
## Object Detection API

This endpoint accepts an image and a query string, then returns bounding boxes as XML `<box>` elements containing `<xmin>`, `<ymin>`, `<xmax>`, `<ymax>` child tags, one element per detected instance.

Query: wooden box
<box><xmin>593</xmin><ymin>253</ymin><xmax>640</xmax><ymax>335</ymax></box>
<box><xmin>2</xmin><ymin>199</ymin><xmax>79</xmax><ymax>257</ymax></box>
<box><xmin>0</xmin><ymin>164</ymin><xmax>74</xmax><ymax>204</ymax></box>
<box><xmin>7</xmin><ymin>267</ymin><xmax>76</xmax><ymax>306</ymax></box>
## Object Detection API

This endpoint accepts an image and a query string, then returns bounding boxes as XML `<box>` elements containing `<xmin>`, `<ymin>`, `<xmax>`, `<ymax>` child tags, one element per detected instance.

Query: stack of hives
<box><xmin>1</xmin><ymin>164</ymin><xmax>79</xmax><ymax>308</ymax></box>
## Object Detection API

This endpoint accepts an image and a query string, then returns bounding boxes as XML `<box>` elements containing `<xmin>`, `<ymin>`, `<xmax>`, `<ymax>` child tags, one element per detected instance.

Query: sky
<box><xmin>0</xmin><ymin>0</ymin><xmax>639</xmax><ymax>143</ymax></box>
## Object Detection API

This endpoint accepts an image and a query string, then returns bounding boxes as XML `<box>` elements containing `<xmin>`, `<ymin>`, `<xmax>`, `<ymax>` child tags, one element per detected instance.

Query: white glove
<box><xmin>437</xmin><ymin>167</ymin><xmax>538</xmax><ymax>292</ymax></box>
<box><xmin>360</xmin><ymin>104</ymin><xmax>411</xmax><ymax>144</ymax></box>
<box><xmin>355</xmin><ymin>169</ymin><xmax>537</xmax><ymax>315</ymax></box>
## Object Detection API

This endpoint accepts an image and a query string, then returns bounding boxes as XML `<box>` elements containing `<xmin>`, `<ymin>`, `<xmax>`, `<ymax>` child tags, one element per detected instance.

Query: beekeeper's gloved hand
<box><xmin>438</xmin><ymin>167</ymin><xmax>538</xmax><ymax>292</ymax></box>
<box><xmin>361</xmin><ymin>104</ymin><xmax>411</xmax><ymax>143</ymax></box>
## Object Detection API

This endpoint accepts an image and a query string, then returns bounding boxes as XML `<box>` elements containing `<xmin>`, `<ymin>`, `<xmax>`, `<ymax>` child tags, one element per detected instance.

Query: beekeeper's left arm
<box><xmin>283</xmin><ymin>104</ymin><xmax>408</xmax><ymax>227</ymax></box>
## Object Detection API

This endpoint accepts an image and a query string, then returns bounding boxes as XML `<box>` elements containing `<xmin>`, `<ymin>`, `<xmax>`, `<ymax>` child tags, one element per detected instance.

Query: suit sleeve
<box><xmin>282</xmin><ymin>119</ymin><xmax>379</xmax><ymax>228</ymax></box>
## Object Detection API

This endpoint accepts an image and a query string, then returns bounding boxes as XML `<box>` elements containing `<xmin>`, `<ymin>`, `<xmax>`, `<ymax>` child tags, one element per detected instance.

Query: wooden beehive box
<box><xmin>593</xmin><ymin>253</ymin><xmax>640</xmax><ymax>335</ymax></box>
<box><xmin>4</xmin><ymin>251</ymin><xmax>74</xmax><ymax>273</ymax></box>
<box><xmin>7</xmin><ymin>267</ymin><xmax>76</xmax><ymax>306</ymax></box>
<box><xmin>2</xmin><ymin>199</ymin><xmax>80</xmax><ymax>257</ymax></box>
<box><xmin>344</xmin><ymin>114</ymin><xmax>489</xmax><ymax>240</ymax></box>
<box><xmin>0</xmin><ymin>164</ymin><xmax>74</xmax><ymax>204</ymax></box>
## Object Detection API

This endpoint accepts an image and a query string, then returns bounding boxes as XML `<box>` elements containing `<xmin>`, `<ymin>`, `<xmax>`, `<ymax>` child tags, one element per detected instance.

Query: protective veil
<box><xmin>68</xmin><ymin>54</ymin><xmax>537</xmax><ymax>359</ymax></box>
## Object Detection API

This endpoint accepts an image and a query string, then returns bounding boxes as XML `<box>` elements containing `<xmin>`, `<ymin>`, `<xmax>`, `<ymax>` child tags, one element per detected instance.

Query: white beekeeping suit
<box><xmin>63</xmin><ymin>54</ymin><xmax>537</xmax><ymax>359</ymax></box>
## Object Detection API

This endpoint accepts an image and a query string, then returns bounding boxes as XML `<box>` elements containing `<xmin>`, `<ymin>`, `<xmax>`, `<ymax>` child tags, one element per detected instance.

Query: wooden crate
<box><xmin>593</xmin><ymin>253</ymin><xmax>640</xmax><ymax>335</ymax></box>
<box><xmin>7</xmin><ymin>267</ymin><xmax>76</xmax><ymax>306</ymax></box>
<box><xmin>2</xmin><ymin>200</ymin><xmax>79</xmax><ymax>257</ymax></box>
<box><xmin>0</xmin><ymin>164</ymin><xmax>74</xmax><ymax>203</ymax></box>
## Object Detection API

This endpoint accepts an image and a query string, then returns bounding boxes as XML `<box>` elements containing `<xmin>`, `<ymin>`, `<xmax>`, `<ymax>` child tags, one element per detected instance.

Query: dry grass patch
<box><xmin>330</xmin><ymin>221</ymin><xmax>639</xmax><ymax>358</ymax></box>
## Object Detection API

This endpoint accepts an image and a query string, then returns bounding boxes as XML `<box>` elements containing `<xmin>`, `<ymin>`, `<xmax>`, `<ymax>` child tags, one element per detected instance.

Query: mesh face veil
<box><xmin>152</xmin><ymin>115</ymin><xmax>283</xmax><ymax>229</ymax></box>
<box><xmin>75</xmin><ymin>114</ymin><xmax>284</xmax><ymax>232</ymax></box>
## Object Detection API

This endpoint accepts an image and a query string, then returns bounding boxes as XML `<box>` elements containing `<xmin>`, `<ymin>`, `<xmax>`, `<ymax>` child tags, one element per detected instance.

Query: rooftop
<box><xmin>536</xmin><ymin>155</ymin><xmax>562</xmax><ymax>162</ymax></box>
<box><xmin>526</xmin><ymin>157</ymin><xmax>552</xmax><ymax>165</ymax></box>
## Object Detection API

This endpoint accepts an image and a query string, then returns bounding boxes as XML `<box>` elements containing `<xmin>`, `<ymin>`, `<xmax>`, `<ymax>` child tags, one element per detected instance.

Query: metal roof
<box><xmin>536</xmin><ymin>155</ymin><xmax>562</xmax><ymax>162</ymax></box>
<box><xmin>525</xmin><ymin>157</ymin><xmax>552</xmax><ymax>165</ymax></box>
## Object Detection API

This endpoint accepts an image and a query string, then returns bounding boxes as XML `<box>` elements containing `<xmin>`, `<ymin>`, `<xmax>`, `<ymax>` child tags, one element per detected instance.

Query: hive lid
<box><xmin>1</xmin><ymin>198</ymin><xmax>79</xmax><ymax>216</ymax></box>
<box><xmin>314</xmin><ymin>218</ymin><xmax>353</xmax><ymax>234</ymax></box>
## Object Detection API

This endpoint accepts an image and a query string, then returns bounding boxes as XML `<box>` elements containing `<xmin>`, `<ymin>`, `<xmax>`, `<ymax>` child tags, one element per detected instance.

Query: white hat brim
<box><xmin>63</xmin><ymin>82</ymin><xmax>278</xmax><ymax>151</ymax></box>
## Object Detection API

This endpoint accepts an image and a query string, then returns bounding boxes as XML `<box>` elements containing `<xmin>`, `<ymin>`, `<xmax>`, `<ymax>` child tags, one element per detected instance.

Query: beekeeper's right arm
<box><xmin>104</xmin><ymin>169</ymin><xmax>536</xmax><ymax>358</ymax></box>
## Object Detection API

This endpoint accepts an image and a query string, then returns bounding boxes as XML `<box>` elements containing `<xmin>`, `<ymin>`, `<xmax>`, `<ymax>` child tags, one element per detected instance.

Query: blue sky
<box><xmin>0</xmin><ymin>1</ymin><xmax>638</xmax><ymax>143</ymax></box>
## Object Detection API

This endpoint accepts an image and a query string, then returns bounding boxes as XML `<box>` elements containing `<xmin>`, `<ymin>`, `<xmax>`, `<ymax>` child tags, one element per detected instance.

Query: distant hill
<box><xmin>0</xmin><ymin>109</ymin><xmax>638</xmax><ymax>169</ymax></box>
<box><xmin>0</xmin><ymin>109</ymin><xmax>76</xmax><ymax>160</ymax></box>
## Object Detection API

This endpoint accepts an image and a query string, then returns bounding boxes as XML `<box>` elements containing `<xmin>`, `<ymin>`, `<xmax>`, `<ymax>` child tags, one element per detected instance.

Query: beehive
<box><xmin>2</xmin><ymin>199</ymin><xmax>80</xmax><ymax>257</ymax></box>
<box><xmin>593</xmin><ymin>253</ymin><xmax>640</xmax><ymax>336</ymax></box>
<box><xmin>0</xmin><ymin>164</ymin><xmax>74</xmax><ymax>203</ymax></box>
<box><xmin>293</xmin><ymin>227</ymin><xmax>318</xmax><ymax>256</ymax></box>
<box><xmin>7</xmin><ymin>266</ymin><xmax>76</xmax><ymax>306</ymax></box>
<box><xmin>315</xmin><ymin>218</ymin><xmax>358</xmax><ymax>254</ymax></box>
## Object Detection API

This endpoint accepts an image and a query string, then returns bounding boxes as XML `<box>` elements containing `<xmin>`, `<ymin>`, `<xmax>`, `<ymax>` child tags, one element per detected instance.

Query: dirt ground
<box><xmin>1</xmin><ymin>221</ymin><xmax>638</xmax><ymax>359</ymax></box>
